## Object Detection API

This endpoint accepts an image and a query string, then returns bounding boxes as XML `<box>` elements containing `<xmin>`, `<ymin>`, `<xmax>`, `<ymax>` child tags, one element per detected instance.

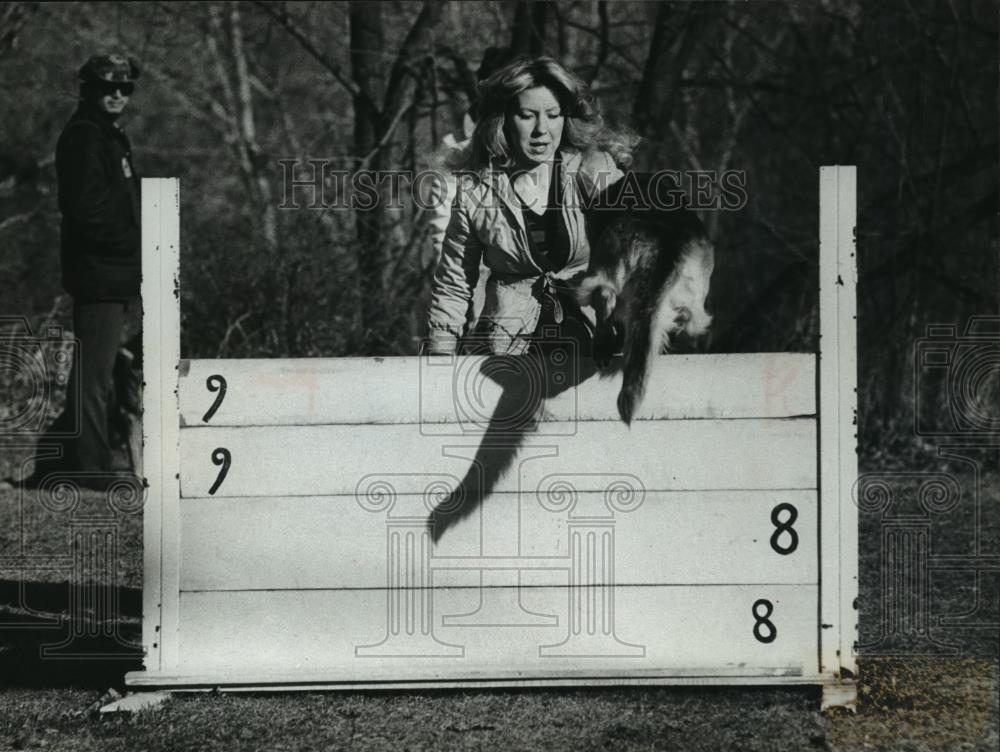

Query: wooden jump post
<box><xmin>129</xmin><ymin>167</ymin><xmax>858</xmax><ymax>709</ymax></box>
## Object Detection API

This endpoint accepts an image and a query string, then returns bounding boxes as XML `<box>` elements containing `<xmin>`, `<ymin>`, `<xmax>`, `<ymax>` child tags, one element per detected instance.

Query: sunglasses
<box><xmin>96</xmin><ymin>81</ymin><xmax>135</xmax><ymax>96</ymax></box>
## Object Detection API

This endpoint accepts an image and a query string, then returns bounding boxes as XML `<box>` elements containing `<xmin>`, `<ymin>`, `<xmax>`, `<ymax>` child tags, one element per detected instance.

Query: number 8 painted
<box><xmin>769</xmin><ymin>503</ymin><xmax>798</xmax><ymax>555</ymax></box>
<box><xmin>752</xmin><ymin>598</ymin><xmax>776</xmax><ymax>643</ymax></box>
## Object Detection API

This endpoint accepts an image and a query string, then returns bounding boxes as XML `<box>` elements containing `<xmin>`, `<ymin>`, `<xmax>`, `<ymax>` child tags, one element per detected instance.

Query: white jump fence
<box><xmin>128</xmin><ymin>167</ymin><xmax>858</xmax><ymax>709</ymax></box>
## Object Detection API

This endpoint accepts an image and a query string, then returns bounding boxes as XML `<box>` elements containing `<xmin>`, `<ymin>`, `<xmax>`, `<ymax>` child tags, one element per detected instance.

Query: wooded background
<box><xmin>0</xmin><ymin>0</ymin><xmax>996</xmax><ymax>461</ymax></box>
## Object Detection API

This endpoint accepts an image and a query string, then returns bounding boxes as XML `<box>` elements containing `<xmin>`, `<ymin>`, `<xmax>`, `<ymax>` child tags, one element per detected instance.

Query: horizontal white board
<box><xmin>177</xmin><ymin>419</ymin><xmax>816</xmax><ymax>498</ymax></box>
<box><xmin>175</xmin><ymin>585</ymin><xmax>819</xmax><ymax>676</ymax></box>
<box><xmin>126</xmin><ymin>672</ymin><xmax>836</xmax><ymax>691</ymax></box>
<box><xmin>179</xmin><ymin>491</ymin><xmax>817</xmax><ymax>590</ymax></box>
<box><xmin>178</xmin><ymin>354</ymin><xmax>816</xmax><ymax>426</ymax></box>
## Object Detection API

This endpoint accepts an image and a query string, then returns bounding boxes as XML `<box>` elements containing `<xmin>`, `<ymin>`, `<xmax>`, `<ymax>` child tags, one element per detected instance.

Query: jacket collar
<box><xmin>480</xmin><ymin>149</ymin><xmax>582</xmax><ymax>231</ymax></box>
<box><xmin>74</xmin><ymin>100</ymin><xmax>126</xmax><ymax>136</ymax></box>
<box><xmin>480</xmin><ymin>164</ymin><xmax>526</xmax><ymax>232</ymax></box>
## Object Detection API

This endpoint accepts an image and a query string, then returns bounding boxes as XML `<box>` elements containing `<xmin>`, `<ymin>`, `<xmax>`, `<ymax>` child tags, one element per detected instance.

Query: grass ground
<box><xmin>1</xmin><ymin>469</ymin><xmax>998</xmax><ymax>750</ymax></box>
<box><xmin>0</xmin><ymin>661</ymin><xmax>995</xmax><ymax>751</ymax></box>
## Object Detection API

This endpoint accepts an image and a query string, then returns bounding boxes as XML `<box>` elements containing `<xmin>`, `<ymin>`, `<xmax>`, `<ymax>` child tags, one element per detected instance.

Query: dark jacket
<box><xmin>56</xmin><ymin>100</ymin><xmax>141</xmax><ymax>300</ymax></box>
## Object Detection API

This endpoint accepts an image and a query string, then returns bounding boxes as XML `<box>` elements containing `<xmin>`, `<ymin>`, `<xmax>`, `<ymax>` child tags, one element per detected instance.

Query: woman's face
<box><xmin>508</xmin><ymin>85</ymin><xmax>564</xmax><ymax>167</ymax></box>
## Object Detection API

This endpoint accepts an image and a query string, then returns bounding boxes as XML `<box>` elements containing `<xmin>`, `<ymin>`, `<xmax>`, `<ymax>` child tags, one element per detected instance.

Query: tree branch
<box><xmin>356</xmin><ymin>100</ymin><xmax>414</xmax><ymax>171</ymax></box>
<box><xmin>253</xmin><ymin>0</ymin><xmax>380</xmax><ymax>117</ymax></box>
<box><xmin>383</xmin><ymin>0</ymin><xmax>440</xmax><ymax>117</ymax></box>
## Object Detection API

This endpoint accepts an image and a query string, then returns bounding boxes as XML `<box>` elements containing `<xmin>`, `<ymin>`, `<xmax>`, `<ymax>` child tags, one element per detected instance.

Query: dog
<box><xmin>576</xmin><ymin>172</ymin><xmax>715</xmax><ymax>425</ymax></box>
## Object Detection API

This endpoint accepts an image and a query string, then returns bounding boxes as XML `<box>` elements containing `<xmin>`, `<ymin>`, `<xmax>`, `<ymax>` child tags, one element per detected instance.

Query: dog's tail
<box><xmin>616</xmin><ymin>256</ymin><xmax>660</xmax><ymax>426</ymax></box>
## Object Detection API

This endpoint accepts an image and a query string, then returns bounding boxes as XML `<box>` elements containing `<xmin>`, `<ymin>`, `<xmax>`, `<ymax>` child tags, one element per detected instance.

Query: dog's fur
<box><xmin>576</xmin><ymin>173</ymin><xmax>715</xmax><ymax>425</ymax></box>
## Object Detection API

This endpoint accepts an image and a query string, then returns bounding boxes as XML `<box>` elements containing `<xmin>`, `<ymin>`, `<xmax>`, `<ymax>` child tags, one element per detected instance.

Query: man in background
<box><xmin>17</xmin><ymin>54</ymin><xmax>143</xmax><ymax>489</ymax></box>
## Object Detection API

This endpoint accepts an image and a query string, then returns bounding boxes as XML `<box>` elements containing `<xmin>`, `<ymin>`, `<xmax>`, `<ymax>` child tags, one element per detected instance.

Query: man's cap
<box><xmin>79</xmin><ymin>54</ymin><xmax>140</xmax><ymax>84</ymax></box>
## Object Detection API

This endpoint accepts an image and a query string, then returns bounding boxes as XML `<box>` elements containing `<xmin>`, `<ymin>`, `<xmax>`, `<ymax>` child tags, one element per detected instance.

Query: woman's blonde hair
<box><xmin>460</xmin><ymin>56</ymin><xmax>636</xmax><ymax>172</ymax></box>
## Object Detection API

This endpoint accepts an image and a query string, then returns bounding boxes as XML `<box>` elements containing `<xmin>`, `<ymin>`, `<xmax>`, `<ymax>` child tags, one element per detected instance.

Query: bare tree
<box><xmin>511</xmin><ymin>0</ymin><xmax>548</xmax><ymax>56</ymax></box>
<box><xmin>632</xmin><ymin>2</ymin><xmax>713</xmax><ymax>142</ymax></box>
<box><xmin>205</xmin><ymin>2</ymin><xmax>278</xmax><ymax>249</ymax></box>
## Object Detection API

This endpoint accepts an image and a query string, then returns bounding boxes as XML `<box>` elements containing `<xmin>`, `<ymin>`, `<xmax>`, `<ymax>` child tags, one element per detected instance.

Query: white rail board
<box><xmin>178</xmin><ymin>353</ymin><xmax>816</xmax><ymax>427</ymax></box>
<box><xmin>128</xmin><ymin>672</ymin><xmax>835</xmax><ymax>691</ymax></box>
<box><xmin>173</xmin><ymin>585</ymin><xmax>819</xmax><ymax>676</ymax></box>
<box><xmin>179</xmin><ymin>491</ymin><xmax>818</xmax><ymax>590</ymax></box>
<box><xmin>177</xmin><ymin>419</ymin><xmax>817</xmax><ymax>498</ymax></box>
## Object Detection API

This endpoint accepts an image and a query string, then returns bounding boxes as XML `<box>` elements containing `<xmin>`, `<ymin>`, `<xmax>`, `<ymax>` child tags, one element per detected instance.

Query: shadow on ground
<box><xmin>0</xmin><ymin>580</ymin><xmax>142</xmax><ymax>689</ymax></box>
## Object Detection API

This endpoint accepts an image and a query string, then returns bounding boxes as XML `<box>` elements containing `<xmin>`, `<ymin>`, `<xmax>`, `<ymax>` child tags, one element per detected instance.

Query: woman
<box><xmin>425</xmin><ymin>56</ymin><xmax>631</xmax><ymax>356</ymax></box>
